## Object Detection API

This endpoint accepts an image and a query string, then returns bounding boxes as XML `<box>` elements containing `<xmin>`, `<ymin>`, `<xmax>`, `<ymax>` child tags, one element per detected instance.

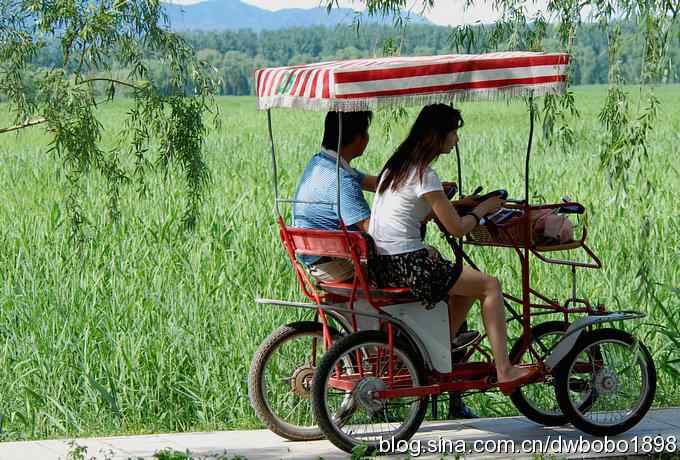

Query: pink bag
<box><xmin>534</xmin><ymin>212</ymin><xmax>574</xmax><ymax>244</ymax></box>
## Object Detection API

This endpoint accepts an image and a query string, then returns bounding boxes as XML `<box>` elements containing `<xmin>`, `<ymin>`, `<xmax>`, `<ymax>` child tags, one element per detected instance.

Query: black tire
<box><xmin>554</xmin><ymin>328</ymin><xmax>656</xmax><ymax>436</ymax></box>
<box><xmin>509</xmin><ymin>321</ymin><xmax>571</xmax><ymax>426</ymax></box>
<box><xmin>311</xmin><ymin>330</ymin><xmax>428</xmax><ymax>454</ymax></box>
<box><xmin>248</xmin><ymin>321</ymin><xmax>340</xmax><ymax>441</ymax></box>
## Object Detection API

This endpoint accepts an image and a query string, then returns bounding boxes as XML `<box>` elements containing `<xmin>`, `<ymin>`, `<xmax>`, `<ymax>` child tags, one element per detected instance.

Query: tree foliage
<box><xmin>14</xmin><ymin>22</ymin><xmax>680</xmax><ymax>99</ymax></box>
<box><xmin>0</xmin><ymin>0</ymin><xmax>220</xmax><ymax>235</ymax></box>
<box><xmin>2</xmin><ymin>0</ymin><xmax>679</xmax><ymax>233</ymax></box>
<box><xmin>323</xmin><ymin>0</ymin><xmax>679</xmax><ymax>193</ymax></box>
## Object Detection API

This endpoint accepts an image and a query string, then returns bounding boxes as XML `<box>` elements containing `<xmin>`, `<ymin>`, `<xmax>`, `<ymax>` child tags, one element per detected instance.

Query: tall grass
<box><xmin>0</xmin><ymin>86</ymin><xmax>678</xmax><ymax>441</ymax></box>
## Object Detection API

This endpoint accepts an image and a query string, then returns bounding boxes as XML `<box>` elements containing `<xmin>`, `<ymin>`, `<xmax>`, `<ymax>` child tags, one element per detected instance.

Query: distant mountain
<box><xmin>162</xmin><ymin>0</ymin><xmax>430</xmax><ymax>32</ymax></box>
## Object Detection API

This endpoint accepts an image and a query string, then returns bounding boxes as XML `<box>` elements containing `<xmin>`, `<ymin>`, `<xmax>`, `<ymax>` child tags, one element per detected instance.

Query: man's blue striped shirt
<box><xmin>292</xmin><ymin>149</ymin><xmax>371</xmax><ymax>265</ymax></box>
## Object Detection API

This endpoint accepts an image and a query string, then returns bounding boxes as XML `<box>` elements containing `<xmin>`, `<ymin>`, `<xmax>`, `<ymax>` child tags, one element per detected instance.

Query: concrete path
<box><xmin>1</xmin><ymin>408</ymin><xmax>679</xmax><ymax>460</ymax></box>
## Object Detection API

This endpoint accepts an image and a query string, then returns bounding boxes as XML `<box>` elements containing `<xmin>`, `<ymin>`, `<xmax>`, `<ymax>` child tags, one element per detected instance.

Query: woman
<box><xmin>368</xmin><ymin>104</ymin><xmax>538</xmax><ymax>393</ymax></box>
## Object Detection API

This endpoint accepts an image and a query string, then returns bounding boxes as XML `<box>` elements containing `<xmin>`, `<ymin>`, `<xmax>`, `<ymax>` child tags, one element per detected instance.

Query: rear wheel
<box><xmin>311</xmin><ymin>330</ymin><xmax>428</xmax><ymax>454</ymax></box>
<box><xmin>554</xmin><ymin>328</ymin><xmax>656</xmax><ymax>436</ymax></box>
<box><xmin>248</xmin><ymin>321</ymin><xmax>340</xmax><ymax>441</ymax></box>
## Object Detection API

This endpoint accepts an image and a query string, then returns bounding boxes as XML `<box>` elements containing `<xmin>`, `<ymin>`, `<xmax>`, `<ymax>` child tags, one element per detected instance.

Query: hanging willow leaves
<box><xmin>323</xmin><ymin>0</ymin><xmax>679</xmax><ymax>193</ymax></box>
<box><xmin>0</xmin><ymin>0</ymin><xmax>220</xmax><ymax>236</ymax></box>
<box><xmin>376</xmin><ymin>28</ymin><xmax>409</xmax><ymax>141</ymax></box>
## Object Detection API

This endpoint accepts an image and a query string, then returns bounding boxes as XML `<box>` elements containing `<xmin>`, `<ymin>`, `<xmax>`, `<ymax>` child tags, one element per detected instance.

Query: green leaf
<box><xmin>86</xmin><ymin>372</ymin><xmax>122</xmax><ymax>419</ymax></box>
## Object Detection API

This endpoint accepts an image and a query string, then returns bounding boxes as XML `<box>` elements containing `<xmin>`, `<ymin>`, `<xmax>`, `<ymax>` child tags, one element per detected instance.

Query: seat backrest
<box><xmin>276</xmin><ymin>219</ymin><xmax>378</xmax><ymax>307</ymax></box>
<box><xmin>282</xmin><ymin>226</ymin><xmax>370</xmax><ymax>261</ymax></box>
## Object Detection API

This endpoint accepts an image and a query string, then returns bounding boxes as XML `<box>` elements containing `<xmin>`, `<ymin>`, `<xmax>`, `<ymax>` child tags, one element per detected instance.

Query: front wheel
<box><xmin>554</xmin><ymin>328</ymin><xmax>656</xmax><ymax>436</ymax></box>
<box><xmin>509</xmin><ymin>321</ymin><xmax>571</xmax><ymax>426</ymax></box>
<box><xmin>311</xmin><ymin>330</ymin><xmax>428</xmax><ymax>454</ymax></box>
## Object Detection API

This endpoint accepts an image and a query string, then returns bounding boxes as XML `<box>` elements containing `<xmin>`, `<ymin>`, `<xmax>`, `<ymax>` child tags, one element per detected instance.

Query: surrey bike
<box><xmin>248</xmin><ymin>52</ymin><xmax>656</xmax><ymax>452</ymax></box>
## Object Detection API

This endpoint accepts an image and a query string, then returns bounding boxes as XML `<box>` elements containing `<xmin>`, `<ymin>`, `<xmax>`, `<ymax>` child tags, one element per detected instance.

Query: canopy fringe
<box><xmin>256</xmin><ymin>82</ymin><xmax>566</xmax><ymax>112</ymax></box>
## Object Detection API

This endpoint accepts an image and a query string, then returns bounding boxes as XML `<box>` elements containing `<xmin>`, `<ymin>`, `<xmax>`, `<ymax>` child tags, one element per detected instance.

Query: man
<box><xmin>291</xmin><ymin>110</ymin><xmax>477</xmax><ymax>419</ymax></box>
<box><xmin>292</xmin><ymin>110</ymin><xmax>376</xmax><ymax>282</ymax></box>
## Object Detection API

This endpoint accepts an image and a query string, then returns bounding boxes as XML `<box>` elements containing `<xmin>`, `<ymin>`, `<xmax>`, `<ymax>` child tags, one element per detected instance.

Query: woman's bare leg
<box><xmin>448</xmin><ymin>295</ymin><xmax>475</xmax><ymax>339</ymax></box>
<box><xmin>448</xmin><ymin>265</ymin><xmax>530</xmax><ymax>383</ymax></box>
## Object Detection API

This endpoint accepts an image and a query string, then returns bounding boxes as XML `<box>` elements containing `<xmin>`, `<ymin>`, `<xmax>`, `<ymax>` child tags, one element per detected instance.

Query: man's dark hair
<box><xmin>321</xmin><ymin>111</ymin><xmax>373</xmax><ymax>150</ymax></box>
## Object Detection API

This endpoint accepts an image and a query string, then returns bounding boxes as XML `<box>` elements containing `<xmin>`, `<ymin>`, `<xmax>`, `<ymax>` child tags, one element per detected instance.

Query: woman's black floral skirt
<box><xmin>368</xmin><ymin>246</ymin><xmax>462</xmax><ymax>309</ymax></box>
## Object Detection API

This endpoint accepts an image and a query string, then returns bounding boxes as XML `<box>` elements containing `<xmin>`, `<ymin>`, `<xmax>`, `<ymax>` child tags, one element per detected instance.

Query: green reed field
<box><xmin>0</xmin><ymin>85</ymin><xmax>679</xmax><ymax>441</ymax></box>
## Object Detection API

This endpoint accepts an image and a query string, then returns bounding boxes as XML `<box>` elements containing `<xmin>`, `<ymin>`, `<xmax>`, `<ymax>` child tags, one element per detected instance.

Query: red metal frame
<box><xmin>276</xmin><ymin>217</ymin><xmax>419</xmax><ymax>354</ymax></box>
<box><xmin>268</xmin><ymin>104</ymin><xmax>607</xmax><ymax>404</ymax></box>
<box><xmin>295</xmin><ymin>201</ymin><xmax>609</xmax><ymax>399</ymax></box>
<box><xmin>277</xmin><ymin>218</ymin><xmax>417</xmax><ymax>307</ymax></box>
<box><xmin>256</xmin><ymin>81</ymin><xmax>639</xmax><ymax>446</ymax></box>
<box><xmin>468</xmin><ymin>201</ymin><xmax>602</xmax><ymax>352</ymax></box>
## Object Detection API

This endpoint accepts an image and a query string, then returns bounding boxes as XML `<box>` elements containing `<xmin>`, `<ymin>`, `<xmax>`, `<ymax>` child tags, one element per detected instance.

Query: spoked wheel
<box><xmin>509</xmin><ymin>321</ymin><xmax>596</xmax><ymax>426</ymax></box>
<box><xmin>311</xmin><ymin>330</ymin><xmax>428</xmax><ymax>454</ymax></box>
<box><xmin>248</xmin><ymin>321</ymin><xmax>341</xmax><ymax>441</ymax></box>
<box><xmin>555</xmin><ymin>328</ymin><xmax>656</xmax><ymax>436</ymax></box>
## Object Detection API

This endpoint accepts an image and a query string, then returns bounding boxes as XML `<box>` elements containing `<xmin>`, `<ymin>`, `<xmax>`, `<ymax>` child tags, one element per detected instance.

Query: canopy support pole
<box><xmin>524</xmin><ymin>93</ymin><xmax>535</xmax><ymax>204</ymax></box>
<box><xmin>455</xmin><ymin>143</ymin><xmax>464</xmax><ymax>254</ymax></box>
<box><xmin>336</xmin><ymin>113</ymin><xmax>344</xmax><ymax>226</ymax></box>
<box><xmin>267</xmin><ymin>109</ymin><xmax>281</xmax><ymax>217</ymax></box>
<box><xmin>521</xmin><ymin>92</ymin><xmax>535</xmax><ymax>347</ymax></box>
<box><xmin>455</xmin><ymin>144</ymin><xmax>463</xmax><ymax>197</ymax></box>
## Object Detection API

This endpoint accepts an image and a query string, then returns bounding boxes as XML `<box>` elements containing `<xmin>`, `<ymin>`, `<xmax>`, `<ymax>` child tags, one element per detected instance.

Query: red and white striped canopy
<box><xmin>256</xmin><ymin>52</ymin><xmax>570</xmax><ymax>112</ymax></box>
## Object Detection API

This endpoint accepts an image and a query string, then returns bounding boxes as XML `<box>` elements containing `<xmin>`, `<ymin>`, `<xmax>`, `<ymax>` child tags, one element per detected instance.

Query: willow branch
<box><xmin>62</xmin><ymin>20</ymin><xmax>83</xmax><ymax>69</ymax></box>
<box><xmin>0</xmin><ymin>116</ymin><xmax>47</xmax><ymax>134</ymax></box>
<box><xmin>79</xmin><ymin>77</ymin><xmax>143</xmax><ymax>91</ymax></box>
<box><xmin>0</xmin><ymin>78</ymin><xmax>146</xmax><ymax>136</ymax></box>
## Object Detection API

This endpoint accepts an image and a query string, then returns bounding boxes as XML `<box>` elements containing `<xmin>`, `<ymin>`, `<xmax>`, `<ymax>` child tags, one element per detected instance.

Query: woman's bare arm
<box><xmin>423</xmin><ymin>191</ymin><xmax>503</xmax><ymax>237</ymax></box>
<box><xmin>355</xmin><ymin>218</ymin><xmax>370</xmax><ymax>232</ymax></box>
<box><xmin>424</xmin><ymin>191</ymin><xmax>477</xmax><ymax>237</ymax></box>
<box><xmin>361</xmin><ymin>175</ymin><xmax>378</xmax><ymax>192</ymax></box>
<box><xmin>420</xmin><ymin>191</ymin><xmax>479</xmax><ymax>223</ymax></box>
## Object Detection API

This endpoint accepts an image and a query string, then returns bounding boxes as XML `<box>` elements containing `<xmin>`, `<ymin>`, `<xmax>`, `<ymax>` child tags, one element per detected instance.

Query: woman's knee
<box><xmin>482</xmin><ymin>276</ymin><xmax>502</xmax><ymax>299</ymax></box>
<box><xmin>450</xmin><ymin>266</ymin><xmax>501</xmax><ymax>301</ymax></box>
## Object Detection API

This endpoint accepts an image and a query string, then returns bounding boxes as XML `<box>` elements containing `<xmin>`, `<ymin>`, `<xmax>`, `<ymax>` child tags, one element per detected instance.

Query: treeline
<box><xmin>179</xmin><ymin>23</ymin><xmax>680</xmax><ymax>95</ymax></box>
<box><xmin>15</xmin><ymin>23</ymin><xmax>680</xmax><ymax>97</ymax></box>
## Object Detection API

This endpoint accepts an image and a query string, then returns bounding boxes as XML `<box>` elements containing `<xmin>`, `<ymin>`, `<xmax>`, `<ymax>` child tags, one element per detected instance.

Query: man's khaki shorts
<box><xmin>309</xmin><ymin>258</ymin><xmax>355</xmax><ymax>282</ymax></box>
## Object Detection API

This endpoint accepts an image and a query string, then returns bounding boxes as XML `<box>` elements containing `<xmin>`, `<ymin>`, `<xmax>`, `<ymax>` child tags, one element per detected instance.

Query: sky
<box><xmin>168</xmin><ymin>0</ymin><xmax>552</xmax><ymax>27</ymax></box>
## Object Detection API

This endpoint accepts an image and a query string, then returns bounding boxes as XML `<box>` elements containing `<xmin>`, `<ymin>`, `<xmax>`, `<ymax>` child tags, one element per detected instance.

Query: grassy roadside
<box><xmin>0</xmin><ymin>85</ymin><xmax>678</xmax><ymax>441</ymax></box>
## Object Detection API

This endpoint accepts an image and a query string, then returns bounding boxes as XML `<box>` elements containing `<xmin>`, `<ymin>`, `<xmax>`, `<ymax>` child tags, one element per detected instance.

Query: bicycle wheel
<box><xmin>509</xmin><ymin>321</ymin><xmax>571</xmax><ymax>425</ymax></box>
<box><xmin>248</xmin><ymin>321</ymin><xmax>340</xmax><ymax>441</ymax></box>
<box><xmin>555</xmin><ymin>328</ymin><xmax>656</xmax><ymax>436</ymax></box>
<box><xmin>311</xmin><ymin>330</ymin><xmax>428</xmax><ymax>454</ymax></box>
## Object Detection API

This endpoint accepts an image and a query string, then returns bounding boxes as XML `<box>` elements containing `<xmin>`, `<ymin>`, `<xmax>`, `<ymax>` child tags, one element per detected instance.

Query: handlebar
<box><xmin>488</xmin><ymin>193</ymin><xmax>584</xmax><ymax>214</ymax></box>
<box><xmin>557</xmin><ymin>203</ymin><xmax>585</xmax><ymax>214</ymax></box>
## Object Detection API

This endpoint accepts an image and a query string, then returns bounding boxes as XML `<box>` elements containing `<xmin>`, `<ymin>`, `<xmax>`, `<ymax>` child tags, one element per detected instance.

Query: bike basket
<box><xmin>466</xmin><ymin>209</ymin><xmax>556</xmax><ymax>247</ymax></box>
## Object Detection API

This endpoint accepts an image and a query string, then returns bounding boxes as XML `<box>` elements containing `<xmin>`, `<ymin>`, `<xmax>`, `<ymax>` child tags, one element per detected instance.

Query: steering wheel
<box><xmin>453</xmin><ymin>188</ymin><xmax>508</xmax><ymax>216</ymax></box>
<box><xmin>421</xmin><ymin>187</ymin><xmax>508</xmax><ymax>239</ymax></box>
